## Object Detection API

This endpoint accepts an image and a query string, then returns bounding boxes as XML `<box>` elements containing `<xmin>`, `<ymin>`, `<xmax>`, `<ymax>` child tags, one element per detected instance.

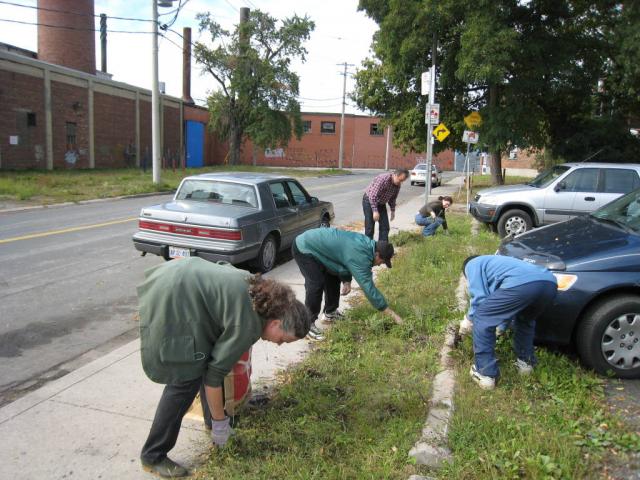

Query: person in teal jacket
<box><xmin>292</xmin><ymin>227</ymin><xmax>403</xmax><ymax>340</ymax></box>
<box><xmin>138</xmin><ymin>258</ymin><xmax>311</xmax><ymax>478</ymax></box>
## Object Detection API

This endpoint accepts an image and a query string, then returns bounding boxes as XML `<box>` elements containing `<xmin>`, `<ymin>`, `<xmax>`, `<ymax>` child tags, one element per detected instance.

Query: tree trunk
<box><xmin>488</xmin><ymin>83</ymin><xmax>504</xmax><ymax>185</ymax></box>
<box><xmin>228</xmin><ymin>117</ymin><xmax>242</xmax><ymax>165</ymax></box>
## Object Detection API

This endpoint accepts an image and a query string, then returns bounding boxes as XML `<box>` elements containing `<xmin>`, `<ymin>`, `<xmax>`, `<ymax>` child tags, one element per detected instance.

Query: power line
<box><xmin>0</xmin><ymin>0</ymin><xmax>154</xmax><ymax>23</ymax></box>
<box><xmin>298</xmin><ymin>96</ymin><xmax>342</xmax><ymax>102</ymax></box>
<box><xmin>0</xmin><ymin>17</ymin><xmax>153</xmax><ymax>33</ymax></box>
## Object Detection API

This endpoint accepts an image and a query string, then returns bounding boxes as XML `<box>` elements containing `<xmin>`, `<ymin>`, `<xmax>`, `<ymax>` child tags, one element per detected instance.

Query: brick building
<box><xmin>236</xmin><ymin>112</ymin><xmax>454</xmax><ymax>171</ymax></box>
<box><xmin>0</xmin><ymin>0</ymin><xmax>459</xmax><ymax>172</ymax></box>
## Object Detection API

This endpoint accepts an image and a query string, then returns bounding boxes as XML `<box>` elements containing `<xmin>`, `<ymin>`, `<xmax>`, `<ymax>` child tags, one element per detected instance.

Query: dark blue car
<box><xmin>499</xmin><ymin>188</ymin><xmax>640</xmax><ymax>378</ymax></box>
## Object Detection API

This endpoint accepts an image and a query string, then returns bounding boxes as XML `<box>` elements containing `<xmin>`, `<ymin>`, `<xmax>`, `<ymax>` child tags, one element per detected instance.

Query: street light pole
<box><xmin>424</xmin><ymin>33</ymin><xmax>437</xmax><ymax>205</ymax></box>
<box><xmin>151</xmin><ymin>1</ymin><xmax>161</xmax><ymax>184</ymax></box>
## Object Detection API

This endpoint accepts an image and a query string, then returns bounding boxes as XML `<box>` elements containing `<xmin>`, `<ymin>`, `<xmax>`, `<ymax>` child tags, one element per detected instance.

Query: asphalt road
<box><xmin>0</xmin><ymin>170</ymin><xmax>455</xmax><ymax>404</ymax></box>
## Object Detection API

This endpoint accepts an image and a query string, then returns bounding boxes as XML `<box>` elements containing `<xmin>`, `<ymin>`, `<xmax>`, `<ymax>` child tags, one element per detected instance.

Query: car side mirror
<box><xmin>554</xmin><ymin>181</ymin><xmax>566</xmax><ymax>193</ymax></box>
<box><xmin>310</xmin><ymin>196</ymin><xmax>319</xmax><ymax>204</ymax></box>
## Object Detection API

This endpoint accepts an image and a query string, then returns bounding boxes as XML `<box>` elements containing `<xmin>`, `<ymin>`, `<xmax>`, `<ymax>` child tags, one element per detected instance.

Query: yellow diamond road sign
<box><xmin>464</xmin><ymin>111</ymin><xmax>482</xmax><ymax>129</ymax></box>
<box><xmin>433</xmin><ymin>123</ymin><xmax>450</xmax><ymax>142</ymax></box>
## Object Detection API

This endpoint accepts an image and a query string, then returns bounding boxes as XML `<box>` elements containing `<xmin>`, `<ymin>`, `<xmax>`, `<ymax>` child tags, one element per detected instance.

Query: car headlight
<box><xmin>553</xmin><ymin>273</ymin><xmax>577</xmax><ymax>291</ymax></box>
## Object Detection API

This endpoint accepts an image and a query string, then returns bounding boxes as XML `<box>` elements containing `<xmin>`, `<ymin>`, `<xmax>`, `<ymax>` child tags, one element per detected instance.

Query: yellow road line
<box><xmin>0</xmin><ymin>217</ymin><xmax>137</xmax><ymax>244</ymax></box>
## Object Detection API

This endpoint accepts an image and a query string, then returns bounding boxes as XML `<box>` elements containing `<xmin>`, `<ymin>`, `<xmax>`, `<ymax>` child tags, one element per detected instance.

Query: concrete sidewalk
<box><xmin>0</xmin><ymin>181</ymin><xmax>460</xmax><ymax>480</ymax></box>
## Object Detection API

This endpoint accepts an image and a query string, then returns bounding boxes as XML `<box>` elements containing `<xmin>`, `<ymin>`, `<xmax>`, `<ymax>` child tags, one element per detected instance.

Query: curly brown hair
<box><xmin>247</xmin><ymin>275</ymin><xmax>311</xmax><ymax>338</ymax></box>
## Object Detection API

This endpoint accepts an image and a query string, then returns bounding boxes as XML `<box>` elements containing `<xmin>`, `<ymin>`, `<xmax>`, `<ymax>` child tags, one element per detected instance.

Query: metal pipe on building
<box><xmin>182</xmin><ymin>27</ymin><xmax>194</xmax><ymax>104</ymax></box>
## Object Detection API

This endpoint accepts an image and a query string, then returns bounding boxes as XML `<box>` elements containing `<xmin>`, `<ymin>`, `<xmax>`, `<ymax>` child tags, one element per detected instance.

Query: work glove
<box><xmin>211</xmin><ymin>417</ymin><xmax>234</xmax><ymax>447</ymax></box>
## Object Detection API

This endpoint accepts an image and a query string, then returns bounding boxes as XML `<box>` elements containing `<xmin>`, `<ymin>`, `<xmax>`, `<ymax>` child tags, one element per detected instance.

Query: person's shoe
<box><xmin>514</xmin><ymin>358</ymin><xmax>534</xmax><ymax>375</ymax></box>
<box><xmin>470</xmin><ymin>365</ymin><xmax>496</xmax><ymax>390</ymax></box>
<box><xmin>323</xmin><ymin>310</ymin><xmax>344</xmax><ymax>322</ymax></box>
<box><xmin>307</xmin><ymin>323</ymin><xmax>325</xmax><ymax>341</ymax></box>
<box><xmin>459</xmin><ymin>316</ymin><xmax>473</xmax><ymax>336</ymax></box>
<box><xmin>141</xmin><ymin>457</ymin><xmax>190</xmax><ymax>478</ymax></box>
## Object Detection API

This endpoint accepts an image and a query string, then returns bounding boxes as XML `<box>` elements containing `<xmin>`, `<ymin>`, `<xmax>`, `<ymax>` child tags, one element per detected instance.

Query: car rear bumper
<box><xmin>133</xmin><ymin>238</ymin><xmax>260</xmax><ymax>264</ymax></box>
<box><xmin>469</xmin><ymin>202</ymin><xmax>500</xmax><ymax>223</ymax></box>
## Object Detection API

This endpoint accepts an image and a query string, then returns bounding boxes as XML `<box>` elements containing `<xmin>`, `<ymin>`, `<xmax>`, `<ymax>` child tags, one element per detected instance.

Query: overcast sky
<box><xmin>0</xmin><ymin>0</ymin><xmax>378</xmax><ymax>115</ymax></box>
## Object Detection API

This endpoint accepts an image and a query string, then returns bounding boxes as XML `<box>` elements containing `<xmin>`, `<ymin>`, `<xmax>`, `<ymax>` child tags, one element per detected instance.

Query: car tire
<box><xmin>576</xmin><ymin>294</ymin><xmax>640</xmax><ymax>378</ymax></box>
<box><xmin>254</xmin><ymin>234</ymin><xmax>278</xmax><ymax>273</ymax></box>
<box><xmin>411</xmin><ymin>181</ymin><xmax>415</xmax><ymax>186</ymax></box>
<box><xmin>320</xmin><ymin>215</ymin><xmax>331</xmax><ymax>228</ymax></box>
<box><xmin>497</xmin><ymin>209</ymin><xmax>532</xmax><ymax>237</ymax></box>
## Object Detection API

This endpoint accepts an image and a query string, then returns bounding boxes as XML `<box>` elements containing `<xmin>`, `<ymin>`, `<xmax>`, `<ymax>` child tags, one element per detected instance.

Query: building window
<box><xmin>370</xmin><ymin>123</ymin><xmax>383</xmax><ymax>136</ymax></box>
<box><xmin>66</xmin><ymin>122</ymin><xmax>77</xmax><ymax>148</ymax></box>
<box><xmin>320</xmin><ymin>121</ymin><xmax>336</xmax><ymax>134</ymax></box>
<box><xmin>303</xmin><ymin>120</ymin><xmax>312</xmax><ymax>133</ymax></box>
<box><xmin>27</xmin><ymin>112</ymin><xmax>36</xmax><ymax>127</ymax></box>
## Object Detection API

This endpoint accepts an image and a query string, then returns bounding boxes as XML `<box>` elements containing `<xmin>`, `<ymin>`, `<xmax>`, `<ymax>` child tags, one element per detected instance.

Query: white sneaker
<box><xmin>459</xmin><ymin>316</ymin><xmax>473</xmax><ymax>336</ymax></box>
<box><xmin>514</xmin><ymin>358</ymin><xmax>534</xmax><ymax>375</ymax></box>
<box><xmin>322</xmin><ymin>310</ymin><xmax>344</xmax><ymax>322</ymax></box>
<box><xmin>470</xmin><ymin>365</ymin><xmax>496</xmax><ymax>390</ymax></box>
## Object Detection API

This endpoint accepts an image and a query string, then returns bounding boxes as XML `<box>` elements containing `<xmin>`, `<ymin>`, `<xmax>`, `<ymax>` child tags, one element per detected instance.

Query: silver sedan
<box><xmin>133</xmin><ymin>172</ymin><xmax>334</xmax><ymax>272</ymax></box>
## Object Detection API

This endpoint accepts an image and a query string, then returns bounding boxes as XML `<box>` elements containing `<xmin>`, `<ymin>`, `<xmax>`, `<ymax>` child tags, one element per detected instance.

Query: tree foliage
<box><xmin>354</xmin><ymin>0</ymin><xmax>640</xmax><ymax>185</ymax></box>
<box><xmin>194</xmin><ymin>10</ymin><xmax>314</xmax><ymax>164</ymax></box>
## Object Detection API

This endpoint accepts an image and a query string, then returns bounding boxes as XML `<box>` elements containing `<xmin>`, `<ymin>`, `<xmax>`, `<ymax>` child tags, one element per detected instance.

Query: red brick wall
<box><xmin>232</xmin><ymin>113</ymin><xmax>452</xmax><ymax>170</ymax></box>
<box><xmin>51</xmin><ymin>80</ymin><xmax>90</xmax><ymax>168</ymax></box>
<box><xmin>502</xmin><ymin>148</ymin><xmax>539</xmax><ymax>169</ymax></box>
<box><xmin>0</xmin><ymin>64</ymin><xmax>181</xmax><ymax>170</ymax></box>
<box><xmin>94</xmin><ymin>92</ymin><xmax>136</xmax><ymax>168</ymax></box>
<box><xmin>38</xmin><ymin>0</ymin><xmax>96</xmax><ymax>75</ymax></box>
<box><xmin>0</xmin><ymin>70</ymin><xmax>46</xmax><ymax>169</ymax></box>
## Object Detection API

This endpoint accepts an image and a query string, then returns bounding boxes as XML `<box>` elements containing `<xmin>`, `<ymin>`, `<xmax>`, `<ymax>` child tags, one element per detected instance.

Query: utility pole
<box><xmin>384</xmin><ymin>125</ymin><xmax>392</xmax><ymax>170</ymax></box>
<box><xmin>424</xmin><ymin>33</ymin><xmax>437</xmax><ymax>205</ymax></box>
<box><xmin>337</xmin><ymin>62</ymin><xmax>354</xmax><ymax>169</ymax></box>
<box><xmin>151</xmin><ymin>1</ymin><xmax>161</xmax><ymax>184</ymax></box>
<box><xmin>151</xmin><ymin>1</ymin><xmax>175</xmax><ymax>184</ymax></box>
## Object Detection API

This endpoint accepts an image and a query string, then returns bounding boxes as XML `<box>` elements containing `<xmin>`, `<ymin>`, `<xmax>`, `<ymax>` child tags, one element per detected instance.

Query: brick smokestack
<box><xmin>38</xmin><ymin>0</ymin><xmax>96</xmax><ymax>75</ymax></box>
<box><xmin>182</xmin><ymin>27</ymin><xmax>194</xmax><ymax>104</ymax></box>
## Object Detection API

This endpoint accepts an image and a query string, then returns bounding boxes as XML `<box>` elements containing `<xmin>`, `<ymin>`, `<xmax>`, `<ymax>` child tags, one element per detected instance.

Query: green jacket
<box><xmin>137</xmin><ymin>257</ymin><xmax>265</xmax><ymax>387</ymax></box>
<box><xmin>295</xmin><ymin>228</ymin><xmax>388</xmax><ymax>311</ymax></box>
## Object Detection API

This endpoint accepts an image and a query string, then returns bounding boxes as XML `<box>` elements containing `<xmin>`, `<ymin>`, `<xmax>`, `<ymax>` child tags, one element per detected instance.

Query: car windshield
<box><xmin>414</xmin><ymin>164</ymin><xmax>427</xmax><ymax>171</ymax></box>
<box><xmin>527</xmin><ymin>165</ymin><xmax>571</xmax><ymax>188</ymax></box>
<box><xmin>590</xmin><ymin>189</ymin><xmax>640</xmax><ymax>233</ymax></box>
<box><xmin>176</xmin><ymin>179</ymin><xmax>258</xmax><ymax>208</ymax></box>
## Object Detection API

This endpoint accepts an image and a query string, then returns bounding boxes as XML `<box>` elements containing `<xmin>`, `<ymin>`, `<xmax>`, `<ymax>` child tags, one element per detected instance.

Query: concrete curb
<box><xmin>408</xmin><ymin>232</ymin><xmax>471</xmax><ymax>471</ymax></box>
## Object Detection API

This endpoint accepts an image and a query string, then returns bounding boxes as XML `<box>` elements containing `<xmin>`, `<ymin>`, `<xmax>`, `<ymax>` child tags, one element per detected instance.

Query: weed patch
<box><xmin>196</xmin><ymin>215</ymin><xmax>496</xmax><ymax>479</ymax></box>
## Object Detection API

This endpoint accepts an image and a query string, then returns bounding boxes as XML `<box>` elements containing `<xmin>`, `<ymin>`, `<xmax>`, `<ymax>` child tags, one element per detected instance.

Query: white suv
<box><xmin>469</xmin><ymin>162</ymin><xmax>640</xmax><ymax>237</ymax></box>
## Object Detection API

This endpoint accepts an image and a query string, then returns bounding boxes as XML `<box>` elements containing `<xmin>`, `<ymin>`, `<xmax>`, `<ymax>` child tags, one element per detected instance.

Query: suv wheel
<box><xmin>497</xmin><ymin>209</ymin><xmax>532</xmax><ymax>237</ymax></box>
<box><xmin>576</xmin><ymin>294</ymin><xmax>640</xmax><ymax>378</ymax></box>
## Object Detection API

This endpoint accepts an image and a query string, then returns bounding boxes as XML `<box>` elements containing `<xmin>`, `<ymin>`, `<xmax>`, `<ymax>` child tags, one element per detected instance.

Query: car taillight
<box><xmin>138</xmin><ymin>220</ymin><xmax>242</xmax><ymax>240</ymax></box>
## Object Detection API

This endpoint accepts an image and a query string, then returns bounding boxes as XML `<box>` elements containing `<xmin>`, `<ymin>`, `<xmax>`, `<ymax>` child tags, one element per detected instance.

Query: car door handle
<box><xmin>584</xmin><ymin>197</ymin><xmax>595</xmax><ymax>201</ymax></box>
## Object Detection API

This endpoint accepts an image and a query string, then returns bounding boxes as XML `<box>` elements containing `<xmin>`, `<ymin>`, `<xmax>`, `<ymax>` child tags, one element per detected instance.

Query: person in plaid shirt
<box><xmin>362</xmin><ymin>168</ymin><xmax>409</xmax><ymax>241</ymax></box>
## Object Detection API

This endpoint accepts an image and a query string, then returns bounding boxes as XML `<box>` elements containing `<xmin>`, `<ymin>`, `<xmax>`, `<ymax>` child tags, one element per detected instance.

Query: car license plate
<box><xmin>169</xmin><ymin>246</ymin><xmax>190</xmax><ymax>258</ymax></box>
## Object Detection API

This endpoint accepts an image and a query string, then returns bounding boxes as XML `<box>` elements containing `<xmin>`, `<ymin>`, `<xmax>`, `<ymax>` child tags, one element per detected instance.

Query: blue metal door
<box><xmin>186</xmin><ymin>120</ymin><xmax>204</xmax><ymax>168</ymax></box>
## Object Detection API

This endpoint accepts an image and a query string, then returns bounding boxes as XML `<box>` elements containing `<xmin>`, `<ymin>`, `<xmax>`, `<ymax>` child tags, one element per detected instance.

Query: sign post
<box><xmin>462</xmin><ymin>128</ymin><xmax>480</xmax><ymax>214</ymax></box>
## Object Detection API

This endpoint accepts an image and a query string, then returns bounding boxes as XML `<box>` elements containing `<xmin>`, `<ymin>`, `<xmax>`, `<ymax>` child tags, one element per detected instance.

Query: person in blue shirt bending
<box><xmin>463</xmin><ymin>255</ymin><xmax>557</xmax><ymax>390</ymax></box>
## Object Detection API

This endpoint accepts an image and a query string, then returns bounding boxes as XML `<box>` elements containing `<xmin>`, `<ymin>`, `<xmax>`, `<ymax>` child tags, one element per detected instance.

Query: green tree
<box><xmin>194</xmin><ymin>10</ymin><xmax>314</xmax><ymax>165</ymax></box>
<box><xmin>354</xmin><ymin>0</ymin><xmax>637</xmax><ymax>185</ymax></box>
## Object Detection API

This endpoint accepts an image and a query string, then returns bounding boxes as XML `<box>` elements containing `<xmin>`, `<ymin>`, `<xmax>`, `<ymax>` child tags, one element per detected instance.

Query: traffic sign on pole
<box><xmin>432</xmin><ymin>123</ymin><xmax>450</xmax><ymax>142</ymax></box>
<box><xmin>425</xmin><ymin>103</ymin><xmax>440</xmax><ymax>125</ymax></box>
<box><xmin>462</xmin><ymin>130</ymin><xmax>479</xmax><ymax>144</ymax></box>
<box><xmin>421</xmin><ymin>71</ymin><xmax>431</xmax><ymax>96</ymax></box>
<box><xmin>464</xmin><ymin>111</ymin><xmax>482</xmax><ymax>129</ymax></box>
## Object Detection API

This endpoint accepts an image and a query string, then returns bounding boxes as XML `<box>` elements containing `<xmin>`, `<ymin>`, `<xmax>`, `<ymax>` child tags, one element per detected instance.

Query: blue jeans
<box><xmin>471</xmin><ymin>281</ymin><xmax>557</xmax><ymax>378</ymax></box>
<box><xmin>415</xmin><ymin>213</ymin><xmax>443</xmax><ymax>237</ymax></box>
<box><xmin>363</xmin><ymin>195</ymin><xmax>390</xmax><ymax>241</ymax></box>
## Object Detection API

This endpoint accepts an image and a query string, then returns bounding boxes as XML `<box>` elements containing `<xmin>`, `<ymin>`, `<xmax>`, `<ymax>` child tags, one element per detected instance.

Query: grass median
<box><xmin>198</xmin><ymin>212</ymin><xmax>639</xmax><ymax>479</ymax></box>
<box><xmin>0</xmin><ymin>166</ymin><xmax>348</xmax><ymax>205</ymax></box>
<box><xmin>197</xmin><ymin>215</ymin><xmax>496</xmax><ymax>479</ymax></box>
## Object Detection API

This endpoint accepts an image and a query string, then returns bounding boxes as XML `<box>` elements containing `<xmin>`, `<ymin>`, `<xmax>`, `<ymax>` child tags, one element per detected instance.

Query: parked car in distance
<box><xmin>132</xmin><ymin>172</ymin><xmax>334</xmax><ymax>272</ymax></box>
<box><xmin>470</xmin><ymin>162</ymin><xmax>640</xmax><ymax>238</ymax></box>
<box><xmin>410</xmin><ymin>163</ymin><xmax>442</xmax><ymax>187</ymax></box>
<box><xmin>499</xmin><ymin>188</ymin><xmax>640</xmax><ymax>378</ymax></box>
